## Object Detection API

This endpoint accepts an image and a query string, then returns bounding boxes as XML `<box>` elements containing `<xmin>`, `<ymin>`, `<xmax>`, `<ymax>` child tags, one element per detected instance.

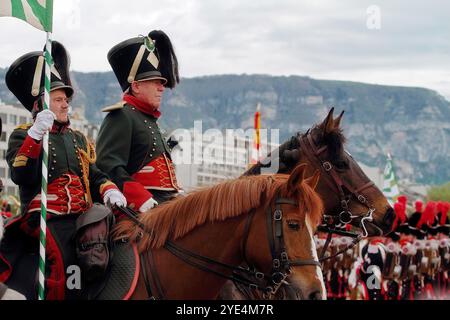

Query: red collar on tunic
<box><xmin>123</xmin><ymin>94</ymin><xmax>161</xmax><ymax>119</ymax></box>
<box><xmin>50</xmin><ymin>120</ymin><xmax>70</xmax><ymax>134</ymax></box>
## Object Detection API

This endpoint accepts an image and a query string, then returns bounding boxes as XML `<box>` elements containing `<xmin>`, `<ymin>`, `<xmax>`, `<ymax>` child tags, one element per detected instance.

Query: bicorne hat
<box><xmin>107</xmin><ymin>30</ymin><xmax>179</xmax><ymax>92</ymax></box>
<box><xmin>5</xmin><ymin>41</ymin><xmax>74</xmax><ymax>112</ymax></box>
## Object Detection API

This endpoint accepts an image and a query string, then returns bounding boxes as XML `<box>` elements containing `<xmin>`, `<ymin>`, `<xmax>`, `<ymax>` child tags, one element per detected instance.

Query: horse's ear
<box><xmin>305</xmin><ymin>169</ymin><xmax>320</xmax><ymax>190</ymax></box>
<box><xmin>320</xmin><ymin>107</ymin><xmax>335</xmax><ymax>134</ymax></box>
<box><xmin>287</xmin><ymin>163</ymin><xmax>307</xmax><ymax>191</ymax></box>
<box><xmin>334</xmin><ymin>110</ymin><xmax>345</xmax><ymax>128</ymax></box>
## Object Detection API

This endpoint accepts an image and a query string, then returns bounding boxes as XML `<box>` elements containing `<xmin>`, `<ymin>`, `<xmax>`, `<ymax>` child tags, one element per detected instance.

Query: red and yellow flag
<box><xmin>254</xmin><ymin>103</ymin><xmax>261</xmax><ymax>150</ymax></box>
<box><xmin>250</xmin><ymin>103</ymin><xmax>261</xmax><ymax>164</ymax></box>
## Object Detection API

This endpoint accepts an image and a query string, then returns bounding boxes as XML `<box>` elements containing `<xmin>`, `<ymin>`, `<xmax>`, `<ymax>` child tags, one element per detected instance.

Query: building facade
<box><xmin>172</xmin><ymin>128</ymin><xmax>279</xmax><ymax>191</ymax></box>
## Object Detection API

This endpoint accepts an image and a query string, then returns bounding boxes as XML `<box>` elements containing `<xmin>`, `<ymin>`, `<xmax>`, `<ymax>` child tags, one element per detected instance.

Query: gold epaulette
<box><xmin>13</xmin><ymin>155</ymin><xmax>28</xmax><ymax>168</ymax></box>
<box><xmin>101</xmin><ymin>101</ymin><xmax>125</xmax><ymax>112</ymax></box>
<box><xmin>15</xmin><ymin>123</ymin><xmax>33</xmax><ymax>130</ymax></box>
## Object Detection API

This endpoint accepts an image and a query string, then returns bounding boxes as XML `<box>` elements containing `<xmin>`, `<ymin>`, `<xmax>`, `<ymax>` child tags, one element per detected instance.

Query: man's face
<box><xmin>50</xmin><ymin>89</ymin><xmax>70</xmax><ymax>122</ymax></box>
<box><xmin>132</xmin><ymin>79</ymin><xmax>165</xmax><ymax>109</ymax></box>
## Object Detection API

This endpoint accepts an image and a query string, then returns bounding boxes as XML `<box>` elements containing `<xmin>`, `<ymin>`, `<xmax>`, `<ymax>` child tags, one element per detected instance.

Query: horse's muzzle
<box><xmin>380</xmin><ymin>207</ymin><xmax>396</xmax><ymax>234</ymax></box>
<box><xmin>308</xmin><ymin>290</ymin><xmax>325</xmax><ymax>300</ymax></box>
<box><xmin>368</xmin><ymin>207</ymin><xmax>395</xmax><ymax>236</ymax></box>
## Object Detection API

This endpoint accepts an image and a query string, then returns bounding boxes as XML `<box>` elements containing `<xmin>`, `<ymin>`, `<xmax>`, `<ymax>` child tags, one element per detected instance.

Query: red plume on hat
<box><xmin>415</xmin><ymin>200</ymin><xmax>423</xmax><ymax>213</ymax></box>
<box><xmin>398</xmin><ymin>195</ymin><xmax>407</xmax><ymax>206</ymax></box>
<box><xmin>437</xmin><ymin>201</ymin><xmax>444</xmax><ymax>215</ymax></box>
<box><xmin>417</xmin><ymin>201</ymin><xmax>436</xmax><ymax>229</ymax></box>
<box><xmin>439</xmin><ymin>202</ymin><xmax>450</xmax><ymax>226</ymax></box>
<box><xmin>392</xmin><ymin>202</ymin><xmax>406</xmax><ymax>230</ymax></box>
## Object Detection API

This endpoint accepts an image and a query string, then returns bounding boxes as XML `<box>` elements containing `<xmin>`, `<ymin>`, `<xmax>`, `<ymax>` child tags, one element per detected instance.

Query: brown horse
<box><xmin>220</xmin><ymin>108</ymin><xmax>395</xmax><ymax>300</ymax></box>
<box><xmin>244</xmin><ymin>108</ymin><xmax>395</xmax><ymax>237</ymax></box>
<box><xmin>112</xmin><ymin>164</ymin><xmax>326</xmax><ymax>299</ymax></box>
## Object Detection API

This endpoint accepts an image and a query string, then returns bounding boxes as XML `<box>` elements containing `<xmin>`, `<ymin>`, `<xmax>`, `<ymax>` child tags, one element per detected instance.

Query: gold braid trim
<box><xmin>15</xmin><ymin>123</ymin><xmax>33</xmax><ymax>130</ymax></box>
<box><xmin>77</xmin><ymin>135</ymin><xmax>97</xmax><ymax>206</ymax></box>
<box><xmin>13</xmin><ymin>155</ymin><xmax>29</xmax><ymax>167</ymax></box>
<box><xmin>99</xmin><ymin>181</ymin><xmax>116</xmax><ymax>195</ymax></box>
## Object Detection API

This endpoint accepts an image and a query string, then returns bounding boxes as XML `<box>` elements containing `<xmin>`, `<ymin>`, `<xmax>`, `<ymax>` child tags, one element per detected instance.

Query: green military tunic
<box><xmin>7</xmin><ymin>121</ymin><xmax>111</xmax><ymax>214</ymax></box>
<box><xmin>96</xmin><ymin>101</ymin><xmax>179</xmax><ymax>209</ymax></box>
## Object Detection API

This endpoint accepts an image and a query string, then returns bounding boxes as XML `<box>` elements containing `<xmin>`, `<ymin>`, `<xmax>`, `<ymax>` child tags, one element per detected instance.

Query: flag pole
<box><xmin>38</xmin><ymin>31</ymin><xmax>52</xmax><ymax>300</ymax></box>
<box><xmin>0</xmin><ymin>0</ymin><xmax>54</xmax><ymax>300</ymax></box>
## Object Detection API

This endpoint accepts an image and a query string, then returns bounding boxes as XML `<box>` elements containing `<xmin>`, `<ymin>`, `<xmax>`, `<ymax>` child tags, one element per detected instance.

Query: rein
<box><xmin>115</xmin><ymin>194</ymin><xmax>321</xmax><ymax>298</ymax></box>
<box><xmin>297</xmin><ymin>132</ymin><xmax>385</xmax><ymax>261</ymax></box>
<box><xmin>299</xmin><ymin>132</ymin><xmax>378</xmax><ymax>235</ymax></box>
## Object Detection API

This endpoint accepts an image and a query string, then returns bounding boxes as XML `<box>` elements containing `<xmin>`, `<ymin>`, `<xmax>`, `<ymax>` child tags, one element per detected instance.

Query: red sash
<box><xmin>131</xmin><ymin>154</ymin><xmax>180</xmax><ymax>191</ymax></box>
<box><xmin>27</xmin><ymin>173</ymin><xmax>89</xmax><ymax>215</ymax></box>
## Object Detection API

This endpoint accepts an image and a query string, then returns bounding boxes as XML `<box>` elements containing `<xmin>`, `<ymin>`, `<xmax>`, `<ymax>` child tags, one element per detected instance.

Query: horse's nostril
<box><xmin>308</xmin><ymin>290</ymin><xmax>322</xmax><ymax>300</ymax></box>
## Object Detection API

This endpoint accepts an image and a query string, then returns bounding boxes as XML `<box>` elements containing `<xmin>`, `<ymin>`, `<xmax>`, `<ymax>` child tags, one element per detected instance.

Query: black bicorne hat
<box><xmin>5</xmin><ymin>41</ymin><xmax>74</xmax><ymax>112</ymax></box>
<box><xmin>107</xmin><ymin>30</ymin><xmax>179</xmax><ymax>92</ymax></box>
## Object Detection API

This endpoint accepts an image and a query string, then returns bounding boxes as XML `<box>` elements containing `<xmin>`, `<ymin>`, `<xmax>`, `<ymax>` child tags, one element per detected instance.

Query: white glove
<box><xmin>28</xmin><ymin>110</ymin><xmax>55</xmax><ymax>141</ymax></box>
<box><xmin>103</xmin><ymin>189</ymin><xmax>127</xmax><ymax>208</ymax></box>
<box><xmin>139</xmin><ymin>197</ymin><xmax>158</xmax><ymax>213</ymax></box>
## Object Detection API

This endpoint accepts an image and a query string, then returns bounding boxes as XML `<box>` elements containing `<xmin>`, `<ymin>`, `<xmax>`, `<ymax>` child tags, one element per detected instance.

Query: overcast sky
<box><xmin>1</xmin><ymin>0</ymin><xmax>449</xmax><ymax>99</ymax></box>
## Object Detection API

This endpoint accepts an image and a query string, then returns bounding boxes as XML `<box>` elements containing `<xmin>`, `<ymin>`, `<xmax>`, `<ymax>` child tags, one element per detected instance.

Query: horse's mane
<box><xmin>317</xmin><ymin>125</ymin><xmax>347</xmax><ymax>165</ymax></box>
<box><xmin>112</xmin><ymin>174</ymin><xmax>323</xmax><ymax>251</ymax></box>
<box><xmin>244</xmin><ymin>123</ymin><xmax>347</xmax><ymax>176</ymax></box>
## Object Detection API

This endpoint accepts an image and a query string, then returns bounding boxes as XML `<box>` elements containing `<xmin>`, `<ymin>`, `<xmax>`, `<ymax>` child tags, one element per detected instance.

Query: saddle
<box><xmin>91</xmin><ymin>241</ymin><xmax>140</xmax><ymax>300</ymax></box>
<box><xmin>1</xmin><ymin>203</ymin><xmax>132</xmax><ymax>299</ymax></box>
<box><xmin>0</xmin><ymin>212</ymin><xmax>141</xmax><ymax>300</ymax></box>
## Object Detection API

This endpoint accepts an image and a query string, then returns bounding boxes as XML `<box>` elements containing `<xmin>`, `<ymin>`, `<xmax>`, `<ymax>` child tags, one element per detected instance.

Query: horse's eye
<box><xmin>335</xmin><ymin>159</ymin><xmax>349</xmax><ymax>170</ymax></box>
<box><xmin>287</xmin><ymin>220</ymin><xmax>300</xmax><ymax>231</ymax></box>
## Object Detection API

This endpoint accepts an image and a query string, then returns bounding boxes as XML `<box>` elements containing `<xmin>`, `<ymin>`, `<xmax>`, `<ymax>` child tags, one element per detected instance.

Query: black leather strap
<box><xmin>139</xmin><ymin>252</ymin><xmax>155</xmax><ymax>300</ymax></box>
<box><xmin>266</xmin><ymin>205</ymin><xmax>277</xmax><ymax>261</ymax></box>
<box><xmin>241</xmin><ymin>209</ymin><xmax>256</xmax><ymax>265</ymax></box>
<box><xmin>147</xmin><ymin>249</ymin><xmax>165</xmax><ymax>299</ymax></box>
<box><xmin>164</xmin><ymin>240</ymin><xmax>270</xmax><ymax>292</ymax></box>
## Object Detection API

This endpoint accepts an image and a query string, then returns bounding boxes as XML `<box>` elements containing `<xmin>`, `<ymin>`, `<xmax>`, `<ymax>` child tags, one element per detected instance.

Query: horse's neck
<box><xmin>176</xmin><ymin>215</ymin><xmax>246</xmax><ymax>263</ymax></box>
<box><xmin>153</xmin><ymin>214</ymin><xmax>247</xmax><ymax>299</ymax></box>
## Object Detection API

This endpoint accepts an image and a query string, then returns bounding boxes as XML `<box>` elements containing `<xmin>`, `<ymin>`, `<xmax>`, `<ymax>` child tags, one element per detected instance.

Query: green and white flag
<box><xmin>2</xmin><ymin>0</ymin><xmax>54</xmax><ymax>300</ymax></box>
<box><xmin>382</xmin><ymin>153</ymin><xmax>400</xmax><ymax>205</ymax></box>
<box><xmin>0</xmin><ymin>0</ymin><xmax>53</xmax><ymax>32</ymax></box>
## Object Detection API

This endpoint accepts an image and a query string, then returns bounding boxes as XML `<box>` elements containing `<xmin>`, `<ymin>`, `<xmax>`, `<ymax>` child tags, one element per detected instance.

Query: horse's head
<box><xmin>113</xmin><ymin>164</ymin><xmax>328</xmax><ymax>299</ymax></box>
<box><xmin>246</xmin><ymin>164</ymin><xmax>326</xmax><ymax>299</ymax></box>
<box><xmin>278</xmin><ymin>108</ymin><xmax>394</xmax><ymax>236</ymax></box>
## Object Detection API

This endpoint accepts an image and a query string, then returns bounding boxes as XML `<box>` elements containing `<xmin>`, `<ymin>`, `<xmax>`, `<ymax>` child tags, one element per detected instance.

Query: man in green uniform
<box><xmin>96</xmin><ymin>30</ymin><xmax>182</xmax><ymax>213</ymax></box>
<box><xmin>0</xmin><ymin>41</ymin><xmax>126</xmax><ymax>299</ymax></box>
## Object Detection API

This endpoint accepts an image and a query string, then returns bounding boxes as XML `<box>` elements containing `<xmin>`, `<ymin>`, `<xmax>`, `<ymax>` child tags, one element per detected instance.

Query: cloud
<box><xmin>0</xmin><ymin>0</ymin><xmax>449</xmax><ymax>98</ymax></box>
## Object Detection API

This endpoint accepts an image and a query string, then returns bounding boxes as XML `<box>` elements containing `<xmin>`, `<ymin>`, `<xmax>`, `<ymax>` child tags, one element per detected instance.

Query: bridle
<box><xmin>240</xmin><ymin>196</ymin><xmax>321</xmax><ymax>297</ymax></box>
<box><xmin>297</xmin><ymin>131</ymin><xmax>383</xmax><ymax>261</ymax></box>
<box><xmin>116</xmin><ymin>193</ymin><xmax>321</xmax><ymax>299</ymax></box>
